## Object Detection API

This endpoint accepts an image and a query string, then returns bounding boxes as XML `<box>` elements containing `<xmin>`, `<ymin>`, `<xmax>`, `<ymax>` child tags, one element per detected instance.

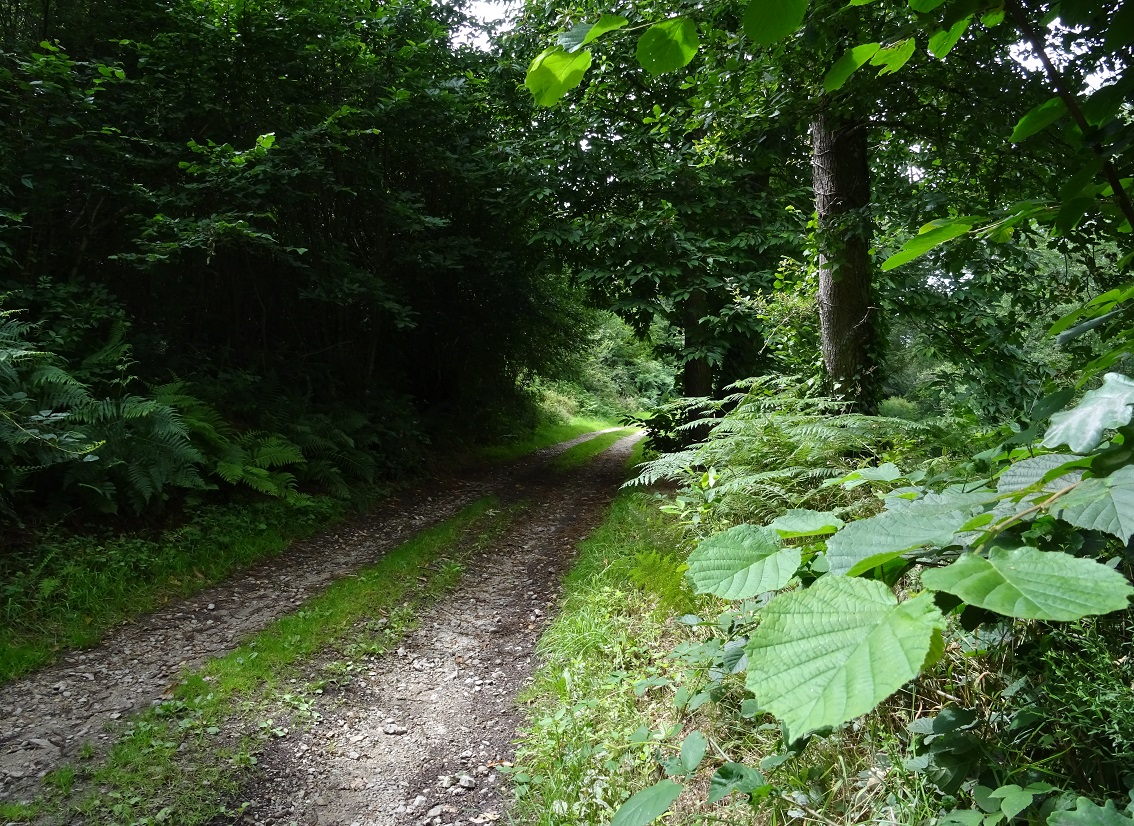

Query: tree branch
<box><xmin>1004</xmin><ymin>0</ymin><xmax>1134</xmax><ymax>232</ymax></box>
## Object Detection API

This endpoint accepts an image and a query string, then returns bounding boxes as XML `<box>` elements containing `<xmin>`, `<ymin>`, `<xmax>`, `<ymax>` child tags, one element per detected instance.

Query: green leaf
<box><xmin>830</xmin><ymin>462</ymin><xmax>907</xmax><ymax>489</ymax></box>
<box><xmin>823</xmin><ymin>43</ymin><xmax>880</xmax><ymax>92</ymax></box>
<box><xmin>1048</xmin><ymin>797</ymin><xmax>1134</xmax><ymax>825</ymax></box>
<box><xmin>1105</xmin><ymin>0</ymin><xmax>1134</xmax><ymax>53</ymax></box>
<box><xmin>1083</xmin><ymin>80</ymin><xmax>1133</xmax><ymax>126</ymax></box>
<box><xmin>922</xmin><ymin>547</ymin><xmax>1134</xmax><ymax>621</ymax></box>
<box><xmin>767</xmin><ymin>509</ymin><xmax>844</xmax><ymax>538</ymax></box>
<box><xmin>997</xmin><ymin>453</ymin><xmax>1085</xmax><ymax>493</ymax></box>
<box><xmin>989</xmin><ymin>785</ymin><xmax>1034</xmax><ymax>820</ymax></box>
<box><xmin>1010</xmin><ymin>96</ymin><xmax>1068</xmax><ymax>142</ymax></box>
<box><xmin>557</xmin><ymin>14</ymin><xmax>629</xmax><ymax>52</ymax></box>
<box><xmin>740</xmin><ymin>698</ymin><xmax>762</xmax><ymax>717</ymax></box>
<box><xmin>870</xmin><ymin>38</ymin><xmax>916</xmax><ymax>75</ymax></box>
<box><xmin>980</xmin><ymin>8</ymin><xmax>1005</xmax><ymax>26</ymax></box>
<box><xmin>586</xmin><ymin>14</ymin><xmax>630</xmax><ymax>43</ymax></box>
<box><xmin>923</xmin><ymin>626</ymin><xmax>946</xmax><ymax>668</ymax></box>
<box><xmin>939</xmin><ymin>811</ymin><xmax>985</xmax><ymax>826</ymax></box>
<box><xmin>825</xmin><ymin>492</ymin><xmax>995</xmax><ymax>575</ymax></box>
<box><xmin>745</xmin><ymin>579</ymin><xmax>943</xmax><ymax>741</ymax></box>
<box><xmin>678</xmin><ymin>730</ymin><xmax>708</xmax><ymax>775</ymax></box>
<box><xmin>557</xmin><ymin>22</ymin><xmax>594</xmax><ymax>52</ymax></box>
<box><xmin>1052</xmin><ymin>465</ymin><xmax>1134</xmax><ymax>542</ymax></box>
<box><xmin>525</xmin><ymin>46</ymin><xmax>593</xmax><ymax>107</ymax></box>
<box><xmin>908</xmin><ymin>706</ymin><xmax>978</xmax><ymax>736</ymax></box>
<box><xmin>635</xmin><ymin>18</ymin><xmax>699</xmax><ymax>76</ymax></box>
<box><xmin>1032</xmin><ymin>388</ymin><xmax>1078</xmax><ymax>421</ymax></box>
<box><xmin>881</xmin><ymin>219</ymin><xmax>974</xmax><ymax>271</ymax></box>
<box><xmin>1042</xmin><ymin>373</ymin><xmax>1134</xmax><ymax>453</ymax></box>
<box><xmin>909</xmin><ymin>0</ymin><xmax>946</xmax><ymax>11</ymax></box>
<box><xmin>743</xmin><ymin>0</ymin><xmax>809</xmax><ymax>45</ymax></box>
<box><xmin>611</xmin><ymin>779</ymin><xmax>684</xmax><ymax>826</ymax></box>
<box><xmin>687</xmin><ymin>525</ymin><xmax>802</xmax><ymax>598</ymax></box>
<box><xmin>928</xmin><ymin>16</ymin><xmax>971</xmax><ymax>58</ymax></box>
<box><xmin>708</xmin><ymin>763</ymin><xmax>769</xmax><ymax>803</ymax></box>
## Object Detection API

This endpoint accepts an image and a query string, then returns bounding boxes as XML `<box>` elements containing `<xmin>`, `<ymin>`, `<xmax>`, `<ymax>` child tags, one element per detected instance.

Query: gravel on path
<box><xmin>231</xmin><ymin>431</ymin><xmax>644</xmax><ymax>826</ymax></box>
<box><xmin>0</xmin><ymin>427</ymin><xmax>643</xmax><ymax>826</ymax></box>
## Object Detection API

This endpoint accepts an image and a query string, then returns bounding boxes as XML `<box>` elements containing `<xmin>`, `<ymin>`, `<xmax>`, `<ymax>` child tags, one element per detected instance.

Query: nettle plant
<box><xmin>611</xmin><ymin>378</ymin><xmax>1134</xmax><ymax>825</ymax></box>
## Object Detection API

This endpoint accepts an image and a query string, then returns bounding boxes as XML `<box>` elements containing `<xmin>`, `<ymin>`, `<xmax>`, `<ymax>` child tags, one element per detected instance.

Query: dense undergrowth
<box><xmin>514</xmin><ymin>377</ymin><xmax>1134</xmax><ymax>825</ymax></box>
<box><xmin>0</xmin><ymin>491</ymin><xmax>361</xmax><ymax>685</ymax></box>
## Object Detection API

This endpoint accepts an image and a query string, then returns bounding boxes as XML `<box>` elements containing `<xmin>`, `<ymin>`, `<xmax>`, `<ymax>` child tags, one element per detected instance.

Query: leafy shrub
<box><xmin>0</xmin><ymin>309</ymin><xmax>102</xmax><ymax>512</ymax></box>
<box><xmin>618</xmin><ymin>374</ymin><xmax>1134</xmax><ymax>822</ymax></box>
<box><xmin>878</xmin><ymin>395</ymin><xmax>924</xmax><ymax>421</ymax></box>
<box><xmin>630</xmin><ymin>376</ymin><xmax>978</xmax><ymax>529</ymax></box>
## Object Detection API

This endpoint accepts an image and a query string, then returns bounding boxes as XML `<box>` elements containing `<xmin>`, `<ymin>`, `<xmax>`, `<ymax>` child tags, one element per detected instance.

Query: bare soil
<box><xmin>0</xmin><ymin>429</ymin><xmax>644</xmax><ymax>826</ymax></box>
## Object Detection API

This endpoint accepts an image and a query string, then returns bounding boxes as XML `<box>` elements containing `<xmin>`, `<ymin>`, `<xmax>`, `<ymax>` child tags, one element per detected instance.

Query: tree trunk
<box><xmin>810</xmin><ymin>109</ymin><xmax>878</xmax><ymax>412</ymax></box>
<box><xmin>680</xmin><ymin>288</ymin><xmax>714</xmax><ymax>444</ymax></box>
<box><xmin>681</xmin><ymin>288</ymin><xmax>713</xmax><ymax>398</ymax></box>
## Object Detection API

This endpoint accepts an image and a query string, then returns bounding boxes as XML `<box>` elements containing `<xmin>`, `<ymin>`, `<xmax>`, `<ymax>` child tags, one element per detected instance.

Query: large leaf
<box><xmin>823</xmin><ymin>43</ymin><xmax>880</xmax><ymax>92</ymax></box>
<box><xmin>996</xmin><ymin>453</ymin><xmax>1085</xmax><ymax>493</ymax></box>
<box><xmin>525</xmin><ymin>46</ymin><xmax>592</xmax><ymax>107</ymax></box>
<box><xmin>635</xmin><ymin>18</ymin><xmax>699</xmax><ymax>76</ymax></box>
<box><xmin>708</xmin><ymin>763</ymin><xmax>769</xmax><ymax>803</ymax></box>
<box><xmin>1052</xmin><ymin>465</ymin><xmax>1134</xmax><ymax>542</ymax></box>
<box><xmin>745</xmin><ymin>578</ymin><xmax>943</xmax><ymax>741</ymax></box>
<box><xmin>678</xmin><ymin>730</ymin><xmax>707</xmax><ymax>776</ymax></box>
<box><xmin>557</xmin><ymin>14</ymin><xmax>628</xmax><ymax>52</ymax></box>
<box><xmin>687</xmin><ymin>524</ymin><xmax>801</xmax><ymax>598</ymax></box>
<box><xmin>767</xmin><ymin>508</ymin><xmax>844</xmax><ymax>538</ymax></box>
<box><xmin>1042</xmin><ymin>373</ymin><xmax>1134</xmax><ymax>453</ymax></box>
<box><xmin>825</xmin><ymin>492</ymin><xmax>995</xmax><ymax>575</ymax></box>
<box><xmin>870</xmin><ymin>38</ymin><xmax>916</xmax><ymax>75</ymax></box>
<box><xmin>928</xmin><ymin>16</ymin><xmax>971</xmax><ymax>58</ymax></box>
<box><xmin>922</xmin><ymin>547</ymin><xmax>1134</xmax><ymax>621</ymax></box>
<box><xmin>1010</xmin><ymin>96</ymin><xmax>1069</xmax><ymax>142</ymax></box>
<box><xmin>881</xmin><ymin>218</ymin><xmax>975</xmax><ymax>271</ymax></box>
<box><xmin>611</xmin><ymin>779</ymin><xmax>684</xmax><ymax>826</ymax></box>
<box><xmin>743</xmin><ymin>0</ymin><xmax>809</xmax><ymax>45</ymax></box>
<box><xmin>1048</xmin><ymin>797</ymin><xmax>1134</xmax><ymax>825</ymax></box>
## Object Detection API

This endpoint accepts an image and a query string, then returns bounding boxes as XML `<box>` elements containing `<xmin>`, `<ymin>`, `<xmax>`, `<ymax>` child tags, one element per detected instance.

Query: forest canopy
<box><xmin>2</xmin><ymin>0</ymin><xmax>1134</xmax><ymax>822</ymax></box>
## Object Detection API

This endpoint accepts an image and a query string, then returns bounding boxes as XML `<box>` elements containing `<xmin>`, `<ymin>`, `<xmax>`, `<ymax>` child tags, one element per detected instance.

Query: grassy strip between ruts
<box><xmin>476</xmin><ymin>416</ymin><xmax>619</xmax><ymax>463</ymax></box>
<box><xmin>0</xmin><ymin>418</ymin><xmax>619</xmax><ymax>688</ymax></box>
<box><xmin>1</xmin><ymin>496</ymin><xmax>519</xmax><ymax>826</ymax></box>
<box><xmin>549</xmin><ymin>428</ymin><xmax>639</xmax><ymax>472</ymax></box>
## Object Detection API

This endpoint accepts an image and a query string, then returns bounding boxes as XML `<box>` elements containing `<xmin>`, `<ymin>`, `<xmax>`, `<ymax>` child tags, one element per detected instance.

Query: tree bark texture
<box><xmin>681</xmin><ymin>288</ymin><xmax>713</xmax><ymax>398</ymax></box>
<box><xmin>810</xmin><ymin>109</ymin><xmax>878</xmax><ymax>412</ymax></box>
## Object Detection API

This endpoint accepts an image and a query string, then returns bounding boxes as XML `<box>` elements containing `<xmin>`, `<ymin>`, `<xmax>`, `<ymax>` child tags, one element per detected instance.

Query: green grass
<box><xmin>508</xmin><ymin>444</ymin><xmax>734</xmax><ymax>825</ymax></box>
<box><xmin>11</xmin><ymin>496</ymin><xmax>517</xmax><ymax>826</ymax></box>
<box><xmin>549</xmin><ymin>427</ymin><xmax>639</xmax><ymax>471</ymax></box>
<box><xmin>0</xmin><ymin>802</ymin><xmax>36</xmax><ymax>822</ymax></box>
<box><xmin>477</xmin><ymin>416</ymin><xmax>619</xmax><ymax>462</ymax></box>
<box><xmin>0</xmin><ymin>491</ymin><xmax>384</xmax><ymax>686</ymax></box>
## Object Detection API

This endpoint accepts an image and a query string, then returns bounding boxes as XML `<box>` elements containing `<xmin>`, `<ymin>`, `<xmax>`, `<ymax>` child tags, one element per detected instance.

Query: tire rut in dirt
<box><xmin>215</xmin><ymin>432</ymin><xmax>644</xmax><ymax>826</ymax></box>
<box><xmin>0</xmin><ymin>437</ymin><xmax>631</xmax><ymax>803</ymax></box>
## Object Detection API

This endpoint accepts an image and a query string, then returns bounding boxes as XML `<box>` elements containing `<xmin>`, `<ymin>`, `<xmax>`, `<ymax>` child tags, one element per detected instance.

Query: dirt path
<box><xmin>0</xmin><ymin>428</ymin><xmax>643</xmax><ymax>824</ymax></box>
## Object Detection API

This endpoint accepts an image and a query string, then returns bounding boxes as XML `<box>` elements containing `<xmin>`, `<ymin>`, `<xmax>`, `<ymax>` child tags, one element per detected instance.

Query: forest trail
<box><xmin>0</xmin><ymin>428</ymin><xmax>643</xmax><ymax>824</ymax></box>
